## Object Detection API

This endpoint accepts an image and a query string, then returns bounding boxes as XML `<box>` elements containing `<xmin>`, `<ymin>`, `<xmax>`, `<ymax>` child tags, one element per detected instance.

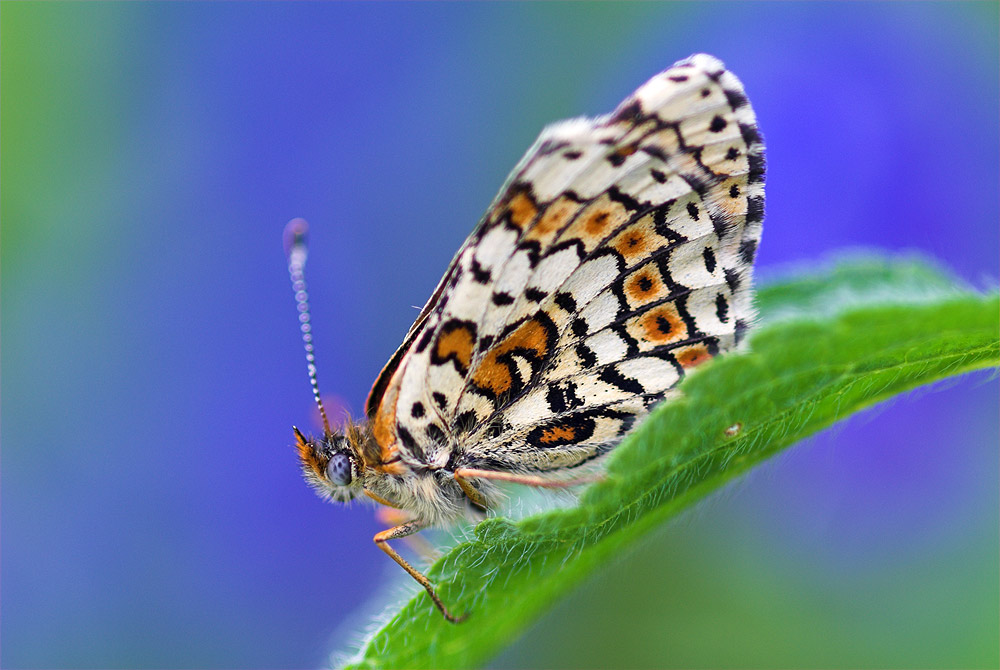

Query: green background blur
<box><xmin>2</xmin><ymin>2</ymin><xmax>997</xmax><ymax>668</ymax></box>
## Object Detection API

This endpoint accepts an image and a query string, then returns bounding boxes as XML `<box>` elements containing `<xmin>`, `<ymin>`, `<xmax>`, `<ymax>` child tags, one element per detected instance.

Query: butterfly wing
<box><xmin>367</xmin><ymin>54</ymin><xmax>764</xmax><ymax>476</ymax></box>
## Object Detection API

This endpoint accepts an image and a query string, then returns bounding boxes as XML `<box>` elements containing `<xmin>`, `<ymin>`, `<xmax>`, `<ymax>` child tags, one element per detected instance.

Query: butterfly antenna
<box><xmin>284</xmin><ymin>218</ymin><xmax>333</xmax><ymax>437</ymax></box>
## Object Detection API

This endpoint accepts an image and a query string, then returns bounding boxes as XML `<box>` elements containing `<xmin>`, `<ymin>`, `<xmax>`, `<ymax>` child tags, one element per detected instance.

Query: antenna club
<box><xmin>283</xmin><ymin>218</ymin><xmax>309</xmax><ymax>259</ymax></box>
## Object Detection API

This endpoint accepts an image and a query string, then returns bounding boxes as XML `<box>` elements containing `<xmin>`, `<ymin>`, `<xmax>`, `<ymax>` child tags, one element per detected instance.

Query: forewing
<box><xmin>367</xmin><ymin>54</ymin><xmax>765</xmax><ymax>475</ymax></box>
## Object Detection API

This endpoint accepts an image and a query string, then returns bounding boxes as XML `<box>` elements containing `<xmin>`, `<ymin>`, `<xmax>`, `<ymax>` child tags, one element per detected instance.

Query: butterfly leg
<box><xmin>375</xmin><ymin>507</ymin><xmax>441</xmax><ymax>561</ymax></box>
<box><xmin>374</xmin><ymin>522</ymin><xmax>468</xmax><ymax>624</ymax></box>
<box><xmin>454</xmin><ymin>467</ymin><xmax>602</xmax><ymax>489</ymax></box>
<box><xmin>454</xmin><ymin>475</ymin><xmax>490</xmax><ymax>511</ymax></box>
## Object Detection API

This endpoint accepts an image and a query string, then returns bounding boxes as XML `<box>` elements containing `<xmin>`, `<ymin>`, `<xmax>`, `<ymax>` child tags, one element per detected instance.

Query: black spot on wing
<box><xmin>746</xmin><ymin>195</ymin><xmax>765</xmax><ymax>223</ymax></box>
<box><xmin>575</xmin><ymin>343</ymin><xmax>598</xmax><ymax>367</ymax></box>
<box><xmin>492</xmin><ymin>291</ymin><xmax>515</xmax><ymax>306</ymax></box>
<box><xmin>739</xmin><ymin>122</ymin><xmax>762</xmax><ymax>147</ymax></box>
<box><xmin>747</xmin><ymin>151</ymin><xmax>766</xmax><ymax>185</ymax></box>
<box><xmin>739</xmin><ymin>238</ymin><xmax>759</xmax><ymax>265</ymax></box>
<box><xmin>470</xmin><ymin>259</ymin><xmax>491</xmax><ymax>284</ymax></box>
<box><xmin>735</xmin><ymin>318</ymin><xmax>750</xmax><ymax>343</ymax></box>
<box><xmin>702</xmin><ymin>246</ymin><xmax>717</xmax><ymax>274</ymax></box>
<box><xmin>652</xmin><ymin>201</ymin><xmax>683</xmax><ymax>242</ymax></box>
<box><xmin>724</xmin><ymin>88</ymin><xmax>749</xmax><ymax>110</ymax></box>
<box><xmin>715</xmin><ymin>293</ymin><xmax>730</xmax><ymax>323</ymax></box>
<box><xmin>397</xmin><ymin>426</ymin><xmax>426</xmax><ymax>462</ymax></box>
<box><xmin>554</xmin><ymin>292</ymin><xmax>577</xmax><ymax>313</ymax></box>
<box><xmin>724</xmin><ymin>268</ymin><xmax>741</xmax><ymax>292</ymax></box>
<box><xmin>599</xmin><ymin>366</ymin><xmax>644</xmax><ymax>395</ymax></box>
<box><xmin>518</xmin><ymin>238</ymin><xmax>543</xmax><ymax>269</ymax></box>
<box><xmin>610</xmin><ymin>100</ymin><xmax>643</xmax><ymax>125</ymax></box>
<box><xmin>546</xmin><ymin>381</ymin><xmax>582</xmax><ymax>414</ymax></box>
<box><xmin>414</xmin><ymin>327</ymin><xmax>435</xmax><ymax>354</ymax></box>
<box><xmin>606</xmin><ymin>185</ymin><xmax>644</xmax><ymax>214</ymax></box>
<box><xmin>525</xmin><ymin>287</ymin><xmax>547</xmax><ymax>303</ymax></box>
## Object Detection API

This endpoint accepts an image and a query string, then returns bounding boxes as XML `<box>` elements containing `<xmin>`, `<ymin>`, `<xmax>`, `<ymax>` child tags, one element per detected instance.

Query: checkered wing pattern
<box><xmin>366</xmin><ymin>54</ymin><xmax>765</xmax><ymax>477</ymax></box>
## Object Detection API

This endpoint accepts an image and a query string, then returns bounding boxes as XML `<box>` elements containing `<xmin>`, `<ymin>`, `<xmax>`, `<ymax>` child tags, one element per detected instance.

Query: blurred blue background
<box><xmin>2</xmin><ymin>3</ymin><xmax>997</xmax><ymax>668</ymax></box>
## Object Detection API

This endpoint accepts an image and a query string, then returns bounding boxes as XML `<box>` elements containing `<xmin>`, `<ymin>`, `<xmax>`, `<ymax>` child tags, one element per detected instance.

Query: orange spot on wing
<box><xmin>675</xmin><ymin>343</ymin><xmax>712</xmax><ymax>368</ymax></box>
<box><xmin>610</xmin><ymin>217</ymin><xmax>664</xmax><ymax>264</ymax></box>
<box><xmin>472</xmin><ymin>317</ymin><xmax>552</xmax><ymax>396</ymax></box>
<box><xmin>435</xmin><ymin>323</ymin><xmax>476</xmax><ymax>374</ymax></box>
<box><xmin>584</xmin><ymin>210</ymin><xmax>613</xmax><ymax>236</ymax></box>
<box><xmin>564</xmin><ymin>195</ymin><xmax>631</xmax><ymax>246</ymax></box>
<box><xmin>639</xmin><ymin>303</ymin><xmax>688</xmax><ymax>344</ymax></box>
<box><xmin>612</xmin><ymin>228</ymin><xmax>650</xmax><ymax>260</ymax></box>
<box><xmin>539</xmin><ymin>425</ymin><xmax>576</xmax><ymax>444</ymax></box>
<box><xmin>624</xmin><ymin>266</ymin><xmax>666</xmax><ymax>307</ymax></box>
<box><xmin>716</xmin><ymin>176</ymin><xmax>749</xmax><ymax>218</ymax></box>
<box><xmin>613</xmin><ymin>144</ymin><xmax>638</xmax><ymax>160</ymax></box>
<box><xmin>525</xmin><ymin>196</ymin><xmax>581</xmax><ymax>243</ymax></box>
<box><xmin>507</xmin><ymin>190</ymin><xmax>539</xmax><ymax>229</ymax></box>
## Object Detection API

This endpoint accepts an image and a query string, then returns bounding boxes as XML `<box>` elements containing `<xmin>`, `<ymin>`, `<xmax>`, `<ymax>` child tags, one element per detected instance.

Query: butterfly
<box><xmin>286</xmin><ymin>53</ymin><xmax>764</xmax><ymax>622</ymax></box>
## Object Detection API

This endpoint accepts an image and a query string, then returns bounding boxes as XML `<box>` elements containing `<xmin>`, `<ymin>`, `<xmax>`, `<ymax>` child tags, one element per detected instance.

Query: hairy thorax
<box><xmin>353</xmin><ymin>423</ymin><xmax>502</xmax><ymax>527</ymax></box>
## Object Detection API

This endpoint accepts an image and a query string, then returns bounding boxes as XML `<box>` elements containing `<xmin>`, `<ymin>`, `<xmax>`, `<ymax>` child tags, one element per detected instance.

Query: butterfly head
<box><xmin>293</xmin><ymin>426</ymin><xmax>365</xmax><ymax>503</ymax></box>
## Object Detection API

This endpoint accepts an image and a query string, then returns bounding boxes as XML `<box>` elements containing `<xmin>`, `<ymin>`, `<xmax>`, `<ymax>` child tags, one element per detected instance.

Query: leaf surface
<box><xmin>342</xmin><ymin>257</ymin><xmax>999</xmax><ymax>669</ymax></box>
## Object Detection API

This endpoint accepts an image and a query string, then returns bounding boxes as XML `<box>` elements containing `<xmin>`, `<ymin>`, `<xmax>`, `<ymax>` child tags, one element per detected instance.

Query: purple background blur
<box><xmin>2</xmin><ymin>3</ymin><xmax>997</xmax><ymax>668</ymax></box>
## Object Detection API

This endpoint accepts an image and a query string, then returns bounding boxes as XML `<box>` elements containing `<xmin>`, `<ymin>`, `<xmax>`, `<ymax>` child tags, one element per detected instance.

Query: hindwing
<box><xmin>366</xmin><ymin>54</ymin><xmax>765</xmax><ymax>475</ymax></box>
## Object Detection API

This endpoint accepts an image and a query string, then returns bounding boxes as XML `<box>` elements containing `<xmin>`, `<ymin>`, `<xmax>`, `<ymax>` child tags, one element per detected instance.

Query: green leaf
<box><xmin>342</xmin><ymin>256</ymin><xmax>998</xmax><ymax>670</ymax></box>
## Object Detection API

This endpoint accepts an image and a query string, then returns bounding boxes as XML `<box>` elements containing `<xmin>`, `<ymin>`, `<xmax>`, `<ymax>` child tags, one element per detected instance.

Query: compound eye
<box><xmin>326</xmin><ymin>453</ymin><xmax>353</xmax><ymax>487</ymax></box>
